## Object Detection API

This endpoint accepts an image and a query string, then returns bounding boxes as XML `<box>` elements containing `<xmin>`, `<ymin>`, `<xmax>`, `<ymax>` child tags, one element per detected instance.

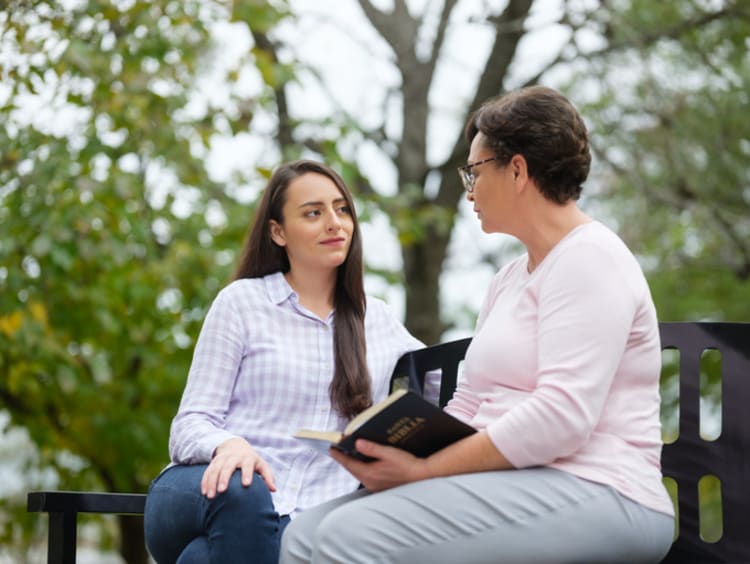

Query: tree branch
<box><xmin>427</xmin><ymin>0</ymin><xmax>459</xmax><ymax>73</ymax></box>
<box><xmin>249</xmin><ymin>30</ymin><xmax>294</xmax><ymax>150</ymax></box>
<box><xmin>708</xmin><ymin>207</ymin><xmax>750</xmax><ymax>281</ymax></box>
<box><xmin>557</xmin><ymin>3</ymin><xmax>742</xmax><ymax>71</ymax></box>
<box><xmin>357</xmin><ymin>0</ymin><xmax>410</xmax><ymax>56</ymax></box>
<box><xmin>436</xmin><ymin>0</ymin><xmax>535</xmax><ymax>208</ymax></box>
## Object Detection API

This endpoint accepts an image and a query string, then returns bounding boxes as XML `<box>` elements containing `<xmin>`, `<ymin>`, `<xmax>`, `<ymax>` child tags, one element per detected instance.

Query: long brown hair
<box><xmin>234</xmin><ymin>160</ymin><xmax>371</xmax><ymax>419</ymax></box>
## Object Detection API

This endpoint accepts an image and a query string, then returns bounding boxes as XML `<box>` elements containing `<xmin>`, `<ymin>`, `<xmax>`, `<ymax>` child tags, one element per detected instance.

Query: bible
<box><xmin>293</xmin><ymin>389</ymin><xmax>476</xmax><ymax>461</ymax></box>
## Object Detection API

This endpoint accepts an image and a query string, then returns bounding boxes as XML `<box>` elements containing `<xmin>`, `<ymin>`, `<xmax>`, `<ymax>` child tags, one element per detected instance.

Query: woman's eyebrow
<box><xmin>298</xmin><ymin>197</ymin><xmax>346</xmax><ymax>208</ymax></box>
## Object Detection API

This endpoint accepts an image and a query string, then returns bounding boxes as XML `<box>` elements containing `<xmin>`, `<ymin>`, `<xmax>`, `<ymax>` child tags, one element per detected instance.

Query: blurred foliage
<box><xmin>579</xmin><ymin>4</ymin><xmax>749</xmax><ymax>539</ymax></box>
<box><xmin>1</xmin><ymin>0</ymin><xmax>748</xmax><ymax>560</ymax></box>
<box><xmin>569</xmin><ymin>0</ymin><xmax>750</xmax><ymax>321</ymax></box>
<box><xmin>0</xmin><ymin>0</ymin><xmax>289</xmax><ymax>561</ymax></box>
<box><xmin>600</xmin><ymin>0</ymin><xmax>750</xmax><ymax>532</ymax></box>
<box><xmin>576</xmin><ymin>5</ymin><xmax>746</xmax><ymax>539</ymax></box>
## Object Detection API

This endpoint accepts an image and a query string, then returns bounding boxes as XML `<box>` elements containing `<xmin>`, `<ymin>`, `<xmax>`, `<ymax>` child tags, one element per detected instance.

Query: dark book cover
<box><xmin>295</xmin><ymin>389</ymin><xmax>476</xmax><ymax>461</ymax></box>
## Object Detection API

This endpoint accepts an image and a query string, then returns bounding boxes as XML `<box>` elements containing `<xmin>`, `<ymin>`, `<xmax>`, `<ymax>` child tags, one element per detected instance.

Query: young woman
<box><xmin>143</xmin><ymin>160</ymin><xmax>425</xmax><ymax>564</ymax></box>
<box><xmin>280</xmin><ymin>87</ymin><xmax>675</xmax><ymax>564</ymax></box>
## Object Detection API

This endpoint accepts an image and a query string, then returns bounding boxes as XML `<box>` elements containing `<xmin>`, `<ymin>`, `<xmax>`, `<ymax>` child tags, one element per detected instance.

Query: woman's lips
<box><xmin>321</xmin><ymin>237</ymin><xmax>346</xmax><ymax>245</ymax></box>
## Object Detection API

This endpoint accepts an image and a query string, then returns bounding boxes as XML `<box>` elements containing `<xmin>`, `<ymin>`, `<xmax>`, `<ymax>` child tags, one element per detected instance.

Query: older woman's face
<box><xmin>466</xmin><ymin>133</ymin><xmax>516</xmax><ymax>234</ymax></box>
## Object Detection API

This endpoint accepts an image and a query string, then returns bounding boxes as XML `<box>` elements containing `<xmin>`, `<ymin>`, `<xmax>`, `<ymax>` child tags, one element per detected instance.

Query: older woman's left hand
<box><xmin>329</xmin><ymin>439</ymin><xmax>430</xmax><ymax>492</ymax></box>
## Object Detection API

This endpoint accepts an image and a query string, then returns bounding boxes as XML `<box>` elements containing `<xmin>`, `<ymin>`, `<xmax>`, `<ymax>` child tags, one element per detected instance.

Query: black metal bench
<box><xmin>26</xmin><ymin>491</ymin><xmax>146</xmax><ymax>564</ymax></box>
<box><xmin>27</xmin><ymin>322</ymin><xmax>750</xmax><ymax>563</ymax></box>
<box><xmin>657</xmin><ymin>322</ymin><xmax>750</xmax><ymax>563</ymax></box>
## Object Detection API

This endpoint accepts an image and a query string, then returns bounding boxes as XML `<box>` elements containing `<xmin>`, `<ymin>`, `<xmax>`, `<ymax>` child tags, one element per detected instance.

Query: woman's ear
<box><xmin>269</xmin><ymin>220</ymin><xmax>286</xmax><ymax>247</ymax></box>
<box><xmin>510</xmin><ymin>154</ymin><xmax>528</xmax><ymax>183</ymax></box>
<box><xmin>508</xmin><ymin>154</ymin><xmax>529</xmax><ymax>189</ymax></box>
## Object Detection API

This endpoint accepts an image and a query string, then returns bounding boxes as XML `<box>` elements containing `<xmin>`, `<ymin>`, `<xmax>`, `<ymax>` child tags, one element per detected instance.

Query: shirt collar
<box><xmin>265</xmin><ymin>271</ymin><xmax>296</xmax><ymax>305</ymax></box>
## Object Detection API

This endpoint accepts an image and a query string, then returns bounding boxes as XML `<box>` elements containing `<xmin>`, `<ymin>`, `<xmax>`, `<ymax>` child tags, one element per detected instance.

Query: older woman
<box><xmin>280</xmin><ymin>87</ymin><xmax>675</xmax><ymax>564</ymax></box>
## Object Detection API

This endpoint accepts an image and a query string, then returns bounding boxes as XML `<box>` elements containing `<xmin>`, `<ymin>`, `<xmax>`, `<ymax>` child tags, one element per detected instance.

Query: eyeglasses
<box><xmin>457</xmin><ymin>157</ymin><xmax>499</xmax><ymax>193</ymax></box>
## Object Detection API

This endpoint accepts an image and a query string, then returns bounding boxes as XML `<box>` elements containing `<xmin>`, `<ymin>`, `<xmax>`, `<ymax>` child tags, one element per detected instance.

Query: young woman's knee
<box><xmin>209</xmin><ymin>471</ymin><xmax>274</xmax><ymax>516</ymax></box>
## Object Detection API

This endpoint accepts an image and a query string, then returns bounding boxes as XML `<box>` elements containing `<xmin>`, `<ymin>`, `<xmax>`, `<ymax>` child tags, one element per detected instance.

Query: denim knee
<box><xmin>207</xmin><ymin>471</ymin><xmax>275</xmax><ymax>520</ymax></box>
<box><xmin>145</xmin><ymin>466</ymin><xmax>283</xmax><ymax>564</ymax></box>
<box><xmin>144</xmin><ymin>466</ymin><xmax>207</xmax><ymax>564</ymax></box>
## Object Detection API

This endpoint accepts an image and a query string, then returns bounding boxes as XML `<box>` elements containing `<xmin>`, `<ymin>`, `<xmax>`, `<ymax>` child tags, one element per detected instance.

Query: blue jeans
<box><xmin>144</xmin><ymin>464</ymin><xmax>290</xmax><ymax>564</ymax></box>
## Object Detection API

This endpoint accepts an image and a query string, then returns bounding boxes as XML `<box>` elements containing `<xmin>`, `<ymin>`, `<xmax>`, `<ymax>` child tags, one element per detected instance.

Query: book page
<box><xmin>344</xmin><ymin>388</ymin><xmax>407</xmax><ymax>434</ymax></box>
<box><xmin>294</xmin><ymin>429</ymin><xmax>343</xmax><ymax>443</ymax></box>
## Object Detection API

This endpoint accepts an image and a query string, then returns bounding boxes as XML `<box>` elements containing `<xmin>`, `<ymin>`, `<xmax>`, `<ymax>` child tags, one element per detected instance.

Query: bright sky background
<box><xmin>203</xmin><ymin>0</ymin><xmax>572</xmax><ymax>340</ymax></box>
<box><xmin>2</xmin><ymin>0</ymin><xmax>576</xmax><ymax>328</ymax></box>
<box><xmin>0</xmin><ymin>6</ymin><xmax>576</xmax><ymax>558</ymax></box>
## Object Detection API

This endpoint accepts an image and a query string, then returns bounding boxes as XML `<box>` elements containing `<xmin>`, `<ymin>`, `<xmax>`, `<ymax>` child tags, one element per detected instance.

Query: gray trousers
<box><xmin>280</xmin><ymin>468</ymin><xmax>674</xmax><ymax>564</ymax></box>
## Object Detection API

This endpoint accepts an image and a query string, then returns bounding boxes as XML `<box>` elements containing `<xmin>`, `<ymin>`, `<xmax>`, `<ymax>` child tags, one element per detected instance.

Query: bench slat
<box><xmin>27</xmin><ymin>491</ymin><xmax>147</xmax><ymax>515</ymax></box>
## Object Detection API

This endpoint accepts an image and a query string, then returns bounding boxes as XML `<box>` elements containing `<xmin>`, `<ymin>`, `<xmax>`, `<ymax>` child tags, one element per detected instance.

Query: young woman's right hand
<box><xmin>201</xmin><ymin>437</ymin><xmax>277</xmax><ymax>498</ymax></box>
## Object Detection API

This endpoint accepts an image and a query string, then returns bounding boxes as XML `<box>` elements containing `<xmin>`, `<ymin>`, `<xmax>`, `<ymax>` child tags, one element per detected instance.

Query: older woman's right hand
<box><xmin>201</xmin><ymin>437</ymin><xmax>276</xmax><ymax>499</ymax></box>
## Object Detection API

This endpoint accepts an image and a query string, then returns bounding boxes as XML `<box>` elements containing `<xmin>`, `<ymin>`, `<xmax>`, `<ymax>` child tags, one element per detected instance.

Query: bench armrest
<box><xmin>27</xmin><ymin>491</ymin><xmax>147</xmax><ymax>514</ymax></box>
<box><xmin>27</xmin><ymin>491</ymin><xmax>146</xmax><ymax>564</ymax></box>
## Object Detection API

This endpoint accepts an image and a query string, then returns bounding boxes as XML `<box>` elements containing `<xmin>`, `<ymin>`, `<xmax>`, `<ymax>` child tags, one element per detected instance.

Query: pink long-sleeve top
<box><xmin>445</xmin><ymin>221</ymin><xmax>674</xmax><ymax>516</ymax></box>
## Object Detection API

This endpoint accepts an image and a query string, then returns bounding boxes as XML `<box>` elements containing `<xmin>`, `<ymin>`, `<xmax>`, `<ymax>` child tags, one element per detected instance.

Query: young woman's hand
<box><xmin>201</xmin><ymin>437</ymin><xmax>276</xmax><ymax>498</ymax></box>
<box><xmin>329</xmin><ymin>439</ymin><xmax>430</xmax><ymax>492</ymax></box>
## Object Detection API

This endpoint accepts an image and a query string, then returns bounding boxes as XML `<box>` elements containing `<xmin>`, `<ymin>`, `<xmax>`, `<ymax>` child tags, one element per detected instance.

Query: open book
<box><xmin>294</xmin><ymin>389</ymin><xmax>476</xmax><ymax>461</ymax></box>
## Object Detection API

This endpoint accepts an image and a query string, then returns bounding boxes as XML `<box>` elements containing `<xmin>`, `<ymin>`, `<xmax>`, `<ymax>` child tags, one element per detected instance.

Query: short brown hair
<box><xmin>465</xmin><ymin>86</ymin><xmax>591</xmax><ymax>203</ymax></box>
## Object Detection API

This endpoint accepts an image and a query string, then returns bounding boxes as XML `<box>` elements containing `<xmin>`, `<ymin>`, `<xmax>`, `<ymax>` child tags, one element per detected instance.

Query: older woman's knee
<box><xmin>280</xmin><ymin>511</ymin><xmax>320</xmax><ymax>564</ymax></box>
<box><xmin>314</xmin><ymin>511</ymin><xmax>355</xmax><ymax>562</ymax></box>
<box><xmin>314</xmin><ymin>504</ymin><xmax>392</xmax><ymax>563</ymax></box>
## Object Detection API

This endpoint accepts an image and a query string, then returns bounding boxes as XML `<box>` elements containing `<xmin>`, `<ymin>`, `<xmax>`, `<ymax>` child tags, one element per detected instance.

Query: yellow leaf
<box><xmin>28</xmin><ymin>301</ymin><xmax>48</xmax><ymax>325</ymax></box>
<box><xmin>0</xmin><ymin>311</ymin><xmax>23</xmax><ymax>335</ymax></box>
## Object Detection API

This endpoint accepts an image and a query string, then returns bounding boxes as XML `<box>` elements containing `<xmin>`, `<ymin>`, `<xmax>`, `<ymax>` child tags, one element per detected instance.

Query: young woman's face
<box><xmin>269</xmin><ymin>172</ymin><xmax>354</xmax><ymax>274</ymax></box>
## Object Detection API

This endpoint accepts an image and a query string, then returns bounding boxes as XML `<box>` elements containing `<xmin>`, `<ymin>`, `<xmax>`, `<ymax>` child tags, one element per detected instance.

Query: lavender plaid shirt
<box><xmin>168</xmin><ymin>272</ymin><xmax>425</xmax><ymax>516</ymax></box>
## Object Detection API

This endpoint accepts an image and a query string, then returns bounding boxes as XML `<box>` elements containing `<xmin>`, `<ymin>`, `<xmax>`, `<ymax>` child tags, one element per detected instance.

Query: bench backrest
<box><xmin>389</xmin><ymin>322</ymin><xmax>750</xmax><ymax>563</ymax></box>
<box><xmin>658</xmin><ymin>322</ymin><xmax>750</xmax><ymax>563</ymax></box>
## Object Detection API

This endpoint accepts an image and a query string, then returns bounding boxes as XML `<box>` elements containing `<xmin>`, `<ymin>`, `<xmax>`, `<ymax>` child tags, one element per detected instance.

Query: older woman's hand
<box><xmin>330</xmin><ymin>439</ymin><xmax>430</xmax><ymax>492</ymax></box>
<box><xmin>201</xmin><ymin>437</ymin><xmax>276</xmax><ymax>498</ymax></box>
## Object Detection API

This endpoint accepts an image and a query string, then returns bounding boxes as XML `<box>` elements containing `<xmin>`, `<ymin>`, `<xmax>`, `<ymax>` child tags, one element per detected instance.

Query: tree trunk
<box><xmin>403</xmin><ymin>222</ymin><xmax>451</xmax><ymax>345</ymax></box>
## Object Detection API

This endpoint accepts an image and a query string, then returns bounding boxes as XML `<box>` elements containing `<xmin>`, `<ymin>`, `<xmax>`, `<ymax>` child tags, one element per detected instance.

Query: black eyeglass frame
<box><xmin>457</xmin><ymin>156</ymin><xmax>500</xmax><ymax>193</ymax></box>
